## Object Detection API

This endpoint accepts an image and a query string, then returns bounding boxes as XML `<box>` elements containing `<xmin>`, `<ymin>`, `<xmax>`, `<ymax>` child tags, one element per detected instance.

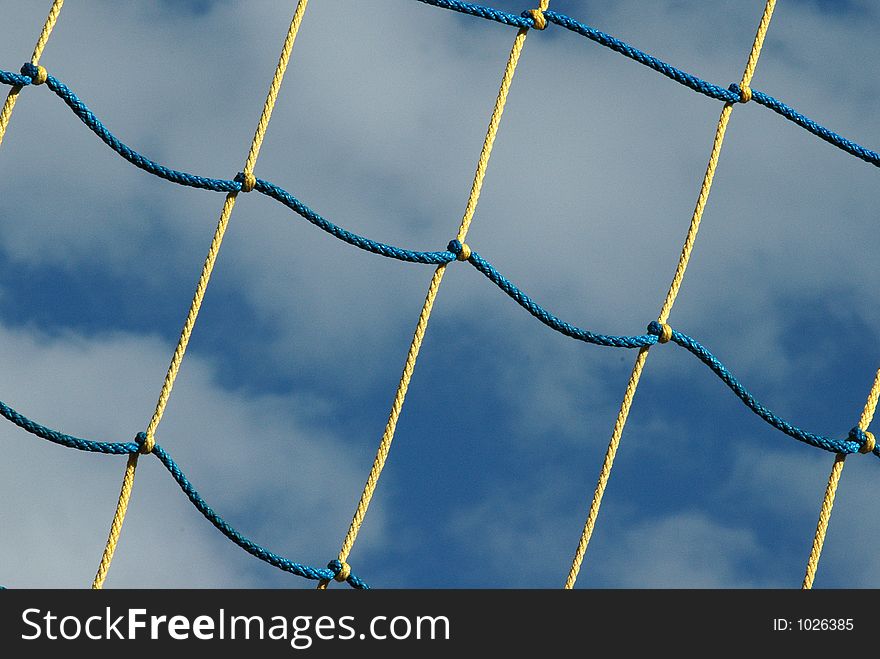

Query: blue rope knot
<box><xmin>849</xmin><ymin>427</ymin><xmax>876</xmax><ymax>454</ymax></box>
<box><xmin>522</xmin><ymin>8</ymin><xmax>547</xmax><ymax>30</ymax></box>
<box><xmin>728</xmin><ymin>83</ymin><xmax>752</xmax><ymax>104</ymax></box>
<box><xmin>135</xmin><ymin>431</ymin><xmax>154</xmax><ymax>455</ymax></box>
<box><xmin>234</xmin><ymin>171</ymin><xmax>256</xmax><ymax>193</ymax></box>
<box><xmin>20</xmin><ymin>62</ymin><xmax>47</xmax><ymax>86</ymax></box>
<box><xmin>447</xmin><ymin>239</ymin><xmax>472</xmax><ymax>262</ymax></box>
<box><xmin>327</xmin><ymin>559</ymin><xmax>351</xmax><ymax>583</ymax></box>
<box><xmin>646</xmin><ymin>321</ymin><xmax>672</xmax><ymax>344</ymax></box>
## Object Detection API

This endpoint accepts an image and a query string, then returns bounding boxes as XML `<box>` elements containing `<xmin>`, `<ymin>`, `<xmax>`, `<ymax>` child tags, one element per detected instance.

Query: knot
<box><xmin>849</xmin><ymin>427</ymin><xmax>876</xmax><ymax>454</ymax></box>
<box><xmin>135</xmin><ymin>431</ymin><xmax>154</xmax><ymax>454</ymax></box>
<box><xmin>328</xmin><ymin>559</ymin><xmax>351</xmax><ymax>582</ymax></box>
<box><xmin>863</xmin><ymin>431</ymin><xmax>876</xmax><ymax>454</ymax></box>
<box><xmin>235</xmin><ymin>171</ymin><xmax>256</xmax><ymax>193</ymax></box>
<box><xmin>647</xmin><ymin>321</ymin><xmax>673</xmax><ymax>344</ymax></box>
<box><xmin>522</xmin><ymin>8</ymin><xmax>547</xmax><ymax>30</ymax></box>
<box><xmin>447</xmin><ymin>239</ymin><xmax>471</xmax><ymax>262</ymax></box>
<box><xmin>728</xmin><ymin>83</ymin><xmax>752</xmax><ymax>103</ymax></box>
<box><xmin>21</xmin><ymin>62</ymin><xmax>47</xmax><ymax>86</ymax></box>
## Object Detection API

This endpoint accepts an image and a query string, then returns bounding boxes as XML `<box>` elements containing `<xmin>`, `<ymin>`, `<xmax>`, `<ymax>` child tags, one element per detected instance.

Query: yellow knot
<box><xmin>457</xmin><ymin>242</ymin><xmax>472</xmax><ymax>261</ymax></box>
<box><xmin>738</xmin><ymin>85</ymin><xmax>752</xmax><ymax>103</ymax></box>
<box><xmin>859</xmin><ymin>430</ymin><xmax>876</xmax><ymax>454</ymax></box>
<box><xmin>140</xmin><ymin>432</ymin><xmax>155</xmax><ymax>454</ymax></box>
<box><xmin>658</xmin><ymin>323</ymin><xmax>673</xmax><ymax>344</ymax></box>
<box><xmin>240</xmin><ymin>172</ymin><xmax>256</xmax><ymax>193</ymax></box>
<box><xmin>32</xmin><ymin>65</ymin><xmax>48</xmax><ymax>86</ymax></box>
<box><xmin>334</xmin><ymin>561</ymin><xmax>351</xmax><ymax>582</ymax></box>
<box><xmin>526</xmin><ymin>9</ymin><xmax>547</xmax><ymax>30</ymax></box>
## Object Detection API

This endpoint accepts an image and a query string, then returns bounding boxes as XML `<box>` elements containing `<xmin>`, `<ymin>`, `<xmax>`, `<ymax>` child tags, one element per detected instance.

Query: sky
<box><xmin>0</xmin><ymin>0</ymin><xmax>878</xmax><ymax>589</ymax></box>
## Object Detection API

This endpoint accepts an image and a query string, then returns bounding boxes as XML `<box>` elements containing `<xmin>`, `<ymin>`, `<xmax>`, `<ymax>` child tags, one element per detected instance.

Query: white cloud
<box><xmin>593</xmin><ymin>511</ymin><xmax>767</xmax><ymax>588</ymax></box>
<box><xmin>0</xmin><ymin>322</ymin><xmax>384</xmax><ymax>588</ymax></box>
<box><xmin>447</xmin><ymin>484</ymin><xmax>770</xmax><ymax>588</ymax></box>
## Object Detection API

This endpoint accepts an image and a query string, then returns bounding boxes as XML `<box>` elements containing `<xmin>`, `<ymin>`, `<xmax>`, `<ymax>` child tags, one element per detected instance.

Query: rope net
<box><xmin>0</xmin><ymin>0</ymin><xmax>877</xmax><ymax>589</ymax></box>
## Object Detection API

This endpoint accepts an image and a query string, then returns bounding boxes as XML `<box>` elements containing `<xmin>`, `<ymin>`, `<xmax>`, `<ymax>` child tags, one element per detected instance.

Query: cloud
<box><xmin>0</xmin><ymin>321</ymin><xmax>384</xmax><ymax>588</ymax></box>
<box><xmin>445</xmin><ymin>476</ymin><xmax>771</xmax><ymax>588</ymax></box>
<box><xmin>594</xmin><ymin>511</ymin><xmax>767</xmax><ymax>588</ymax></box>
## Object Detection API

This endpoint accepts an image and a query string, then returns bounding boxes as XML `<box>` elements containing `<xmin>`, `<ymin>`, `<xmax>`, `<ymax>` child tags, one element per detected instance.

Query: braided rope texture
<box><xmin>0</xmin><ymin>0</ymin><xmax>877</xmax><ymax>588</ymax></box>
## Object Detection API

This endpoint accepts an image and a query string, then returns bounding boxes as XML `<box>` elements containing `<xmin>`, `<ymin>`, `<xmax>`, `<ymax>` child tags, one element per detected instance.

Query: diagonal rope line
<box><xmin>802</xmin><ymin>366</ymin><xmax>880</xmax><ymax>588</ymax></box>
<box><xmin>802</xmin><ymin>453</ymin><xmax>846</xmax><ymax>589</ymax></box>
<box><xmin>319</xmin><ymin>1</ymin><xmax>551</xmax><ymax>589</ymax></box>
<box><xmin>0</xmin><ymin>0</ymin><xmax>64</xmax><ymax>149</ymax></box>
<box><xmin>563</xmin><ymin>0</ymin><xmax>777</xmax><ymax>590</ymax></box>
<box><xmin>91</xmin><ymin>0</ymin><xmax>312</xmax><ymax>589</ymax></box>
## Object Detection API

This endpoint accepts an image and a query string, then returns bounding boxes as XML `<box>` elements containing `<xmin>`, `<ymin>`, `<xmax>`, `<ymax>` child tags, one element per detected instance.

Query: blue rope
<box><xmin>0</xmin><ymin>401</ymin><xmax>367</xmax><ymax>587</ymax></box>
<box><xmin>745</xmin><ymin>86</ymin><xmax>880</xmax><ymax>167</ymax></box>
<box><xmin>3</xmin><ymin>316</ymin><xmax>876</xmax><ymax>464</ymax></box>
<box><xmin>257</xmin><ymin>179</ymin><xmax>457</xmax><ymax>265</ymax></box>
<box><xmin>0</xmin><ymin>398</ymin><xmax>138</xmax><ymax>454</ymax></box>
<box><xmin>453</xmin><ymin>241</ymin><xmax>656</xmax><ymax>349</ymax></box>
<box><xmin>414</xmin><ymin>0</ymin><xmax>532</xmax><ymax>28</ymax></box>
<box><xmin>645</xmin><ymin>323</ymin><xmax>877</xmax><ymax>457</ymax></box>
<box><xmin>849</xmin><ymin>426</ymin><xmax>880</xmax><ymax>459</ymax></box>
<box><xmin>19</xmin><ymin>64</ymin><xmax>241</xmax><ymax>193</ymax></box>
<box><xmin>149</xmin><ymin>437</ymin><xmax>369</xmax><ymax>589</ymax></box>
<box><xmin>542</xmin><ymin>11</ymin><xmax>740</xmax><ymax>104</ymax></box>
<box><xmin>4</xmin><ymin>65</ymin><xmax>458</xmax><ymax>265</ymax></box>
<box><xmin>452</xmin><ymin>242</ymin><xmax>878</xmax><ymax>458</ymax></box>
<box><xmin>1</xmin><ymin>20</ymin><xmax>875</xmax><ymax>221</ymax></box>
<box><xmin>410</xmin><ymin>4</ymin><xmax>879</xmax><ymax>169</ymax></box>
<box><xmin>0</xmin><ymin>69</ymin><xmax>31</xmax><ymax>86</ymax></box>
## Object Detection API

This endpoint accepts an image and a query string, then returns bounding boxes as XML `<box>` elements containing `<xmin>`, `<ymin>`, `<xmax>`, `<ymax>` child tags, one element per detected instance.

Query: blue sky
<box><xmin>1</xmin><ymin>0</ymin><xmax>878</xmax><ymax>589</ymax></box>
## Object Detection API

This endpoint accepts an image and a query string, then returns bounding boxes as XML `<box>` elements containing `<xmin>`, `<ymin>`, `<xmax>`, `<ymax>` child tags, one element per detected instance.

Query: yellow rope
<box><xmin>91</xmin><ymin>453</ymin><xmax>138</xmax><ymax>589</ymax></box>
<box><xmin>141</xmin><ymin>193</ymin><xmax>237</xmax><ymax>453</ymax></box>
<box><xmin>802</xmin><ymin>366</ymin><xmax>880</xmax><ymax>589</ymax></box>
<box><xmin>0</xmin><ymin>0</ymin><xmax>65</xmax><ymax>150</ymax></box>
<box><xmin>802</xmin><ymin>453</ymin><xmax>845</xmax><ymax>590</ymax></box>
<box><xmin>455</xmin><ymin>22</ymin><xmax>535</xmax><ymax>243</ymax></box>
<box><xmin>328</xmin><ymin>263</ymin><xmax>448</xmax><ymax>577</ymax></box>
<box><xmin>857</xmin><ymin>368</ymin><xmax>880</xmax><ymax>430</ymax></box>
<box><xmin>319</xmin><ymin>2</ymin><xmax>552</xmax><ymax>589</ymax></box>
<box><xmin>563</xmin><ymin>345</ymin><xmax>650</xmax><ymax>589</ymax></box>
<box><xmin>91</xmin><ymin>0</ymin><xmax>312</xmax><ymax>589</ymax></box>
<box><xmin>564</xmin><ymin>0</ymin><xmax>777</xmax><ymax>590</ymax></box>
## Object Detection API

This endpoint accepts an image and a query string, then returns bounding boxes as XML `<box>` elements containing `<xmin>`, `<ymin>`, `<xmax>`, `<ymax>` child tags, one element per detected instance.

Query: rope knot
<box><xmin>234</xmin><ymin>171</ymin><xmax>256</xmax><ymax>193</ymax></box>
<box><xmin>328</xmin><ymin>559</ymin><xmax>351</xmax><ymax>583</ymax></box>
<box><xmin>849</xmin><ymin>427</ymin><xmax>876</xmax><ymax>454</ymax></box>
<box><xmin>728</xmin><ymin>83</ymin><xmax>752</xmax><ymax>103</ymax></box>
<box><xmin>522</xmin><ymin>8</ymin><xmax>547</xmax><ymax>30</ymax></box>
<box><xmin>20</xmin><ymin>62</ymin><xmax>47</xmax><ymax>86</ymax></box>
<box><xmin>447</xmin><ymin>239</ymin><xmax>472</xmax><ymax>262</ymax></box>
<box><xmin>647</xmin><ymin>321</ymin><xmax>673</xmax><ymax>344</ymax></box>
<box><xmin>135</xmin><ymin>431</ymin><xmax>154</xmax><ymax>454</ymax></box>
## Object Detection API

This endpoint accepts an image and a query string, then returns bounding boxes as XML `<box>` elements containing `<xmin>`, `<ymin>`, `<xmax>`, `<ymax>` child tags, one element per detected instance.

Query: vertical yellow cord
<box><xmin>802</xmin><ymin>367</ymin><xmax>880</xmax><ymax>588</ymax></box>
<box><xmin>319</xmin><ymin>2</ymin><xmax>552</xmax><ymax>588</ymax></box>
<box><xmin>91</xmin><ymin>0</ymin><xmax>312</xmax><ymax>589</ymax></box>
<box><xmin>0</xmin><ymin>0</ymin><xmax>65</xmax><ymax>149</ymax></box>
<box><xmin>564</xmin><ymin>0</ymin><xmax>777</xmax><ymax>589</ymax></box>
<box><xmin>801</xmin><ymin>453</ymin><xmax>846</xmax><ymax>589</ymax></box>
